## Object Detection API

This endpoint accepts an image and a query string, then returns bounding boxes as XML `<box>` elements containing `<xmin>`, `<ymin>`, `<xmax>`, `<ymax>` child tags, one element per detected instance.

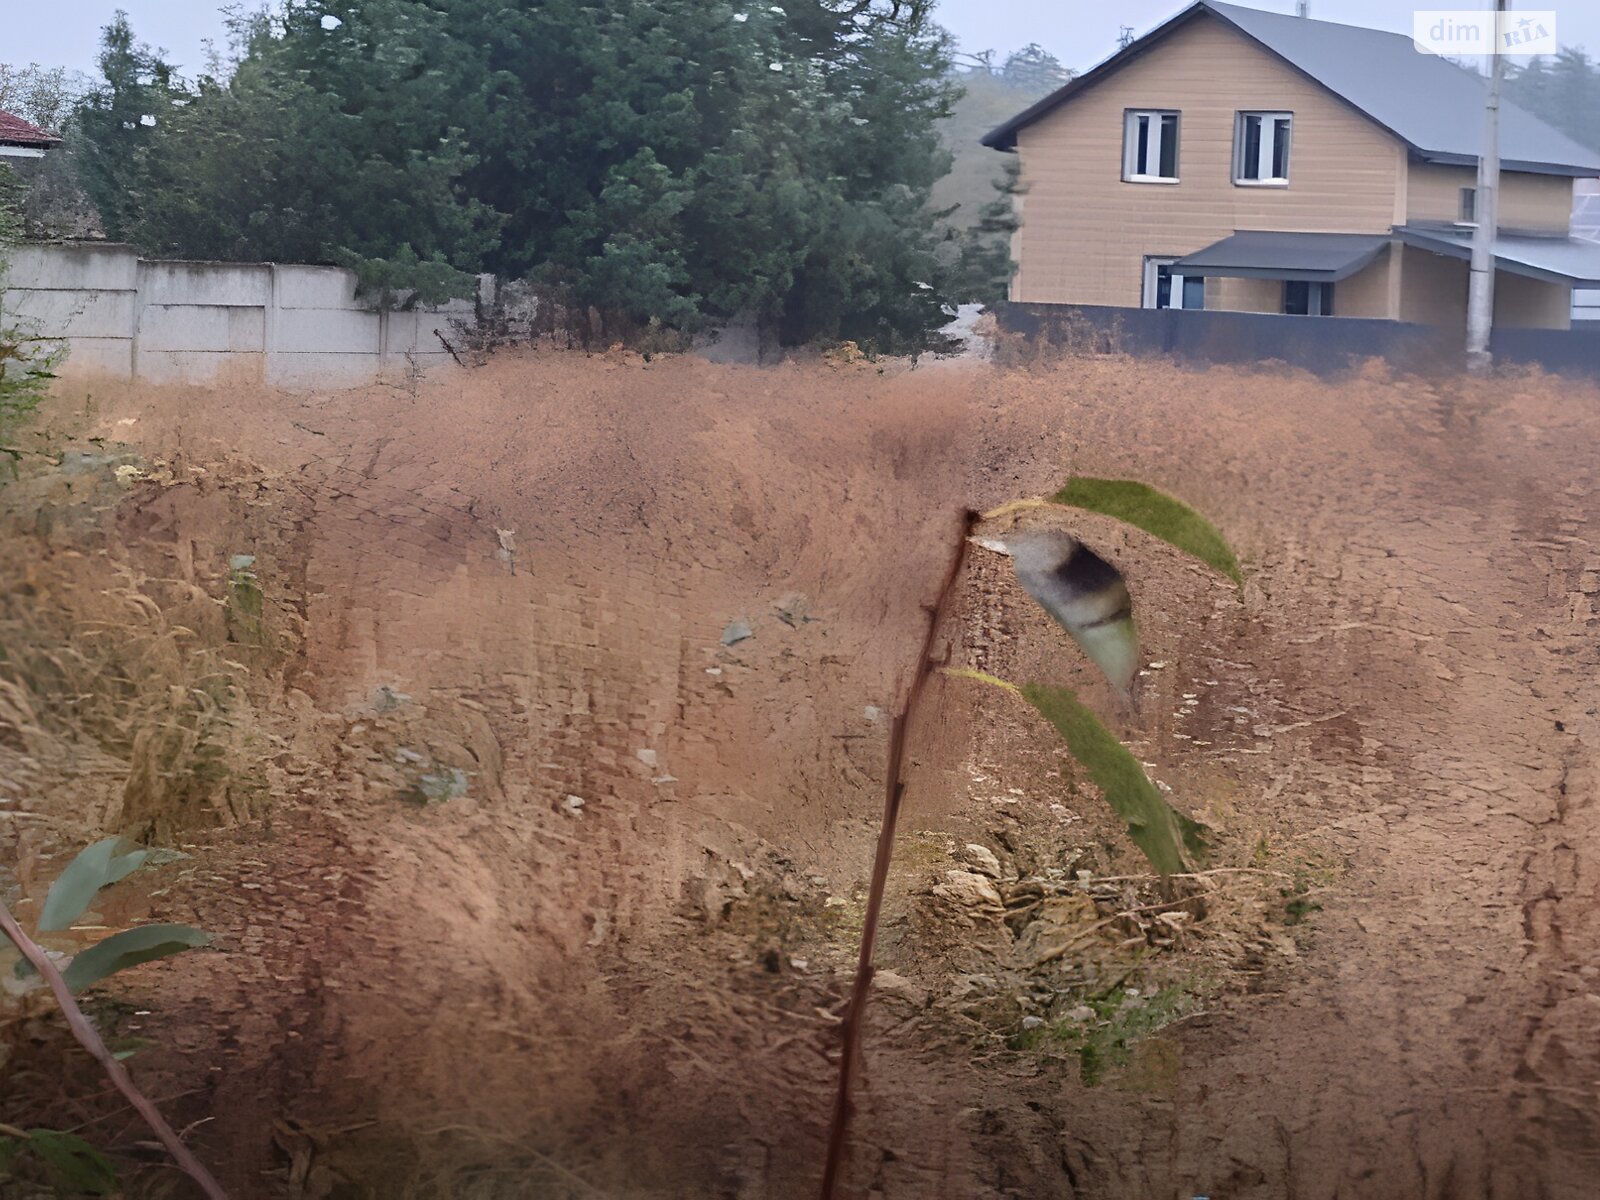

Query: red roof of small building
<box><xmin>0</xmin><ymin>110</ymin><xmax>62</xmax><ymax>148</ymax></box>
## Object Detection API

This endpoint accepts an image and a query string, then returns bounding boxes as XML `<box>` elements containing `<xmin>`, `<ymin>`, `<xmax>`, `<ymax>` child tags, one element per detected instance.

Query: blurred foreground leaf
<box><xmin>1050</xmin><ymin>478</ymin><xmax>1242</xmax><ymax>586</ymax></box>
<box><xmin>26</xmin><ymin>1130</ymin><xmax>117</xmax><ymax>1195</ymax></box>
<box><xmin>17</xmin><ymin>924</ymin><xmax>211</xmax><ymax>993</ymax></box>
<box><xmin>38</xmin><ymin>839</ymin><xmax>151</xmax><ymax>932</ymax></box>
<box><xmin>62</xmin><ymin>924</ymin><xmax>210</xmax><ymax>993</ymax></box>
<box><xmin>948</xmin><ymin>670</ymin><xmax>1206</xmax><ymax>875</ymax></box>
<box><xmin>1020</xmin><ymin>684</ymin><xmax>1207</xmax><ymax>875</ymax></box>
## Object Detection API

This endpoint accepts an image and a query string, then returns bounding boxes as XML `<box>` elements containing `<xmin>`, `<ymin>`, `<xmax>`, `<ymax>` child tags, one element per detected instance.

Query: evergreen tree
<box><xmin>71</xmin><ymin>14</ymin><xmax>187</xmax><ymax>241</ymax></box>
<box><xmin>1506</xmin><ymin>49</ymin><xmax>1600</xmax><ymax>154</ymax></box>
<box><xmin>118</xmin><ymin>3</ymin><xmax>498</xmax><ymax>303</ymax></box>
<box><xmin>70</xmin><ymin>0</ymin><xmax>959</xmax><ymax>348</ymax></box>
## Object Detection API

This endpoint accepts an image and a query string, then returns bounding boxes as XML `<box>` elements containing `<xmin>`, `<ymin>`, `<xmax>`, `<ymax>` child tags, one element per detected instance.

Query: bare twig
<box><xmin>435</xmin><ymin>330</ymin><xmax>466</xmax><ymax>368</ymax></box>
<box><xmin>0</xmin><ymin>902</ymin><xmax>228</xmax><ymax>1199</ymax></box>
<box><xmin>819</xmin><ymin>509</ymin><xmax>978</xmax><ymax>1200</ymax></box>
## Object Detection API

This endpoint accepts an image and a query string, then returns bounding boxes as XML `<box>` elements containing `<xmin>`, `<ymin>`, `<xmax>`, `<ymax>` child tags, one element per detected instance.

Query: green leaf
<box><xmin>25</xmin><ymin>1130</ymin><xmax>118</xmax><ymax>1195</ymax></box>
<box><xmin>62</xmin><ymin>924</ymin><xmax>210</xmax><ymax>992</ymax></box>
<box><xmin>38</xmin><ymin>839</ymin><xmax>151</xmax><ymax>932</ymax></box>
<box><xmin>1018</xmin><ymin>684</ymin><xmax>1208</xmax><ymax>876</ymax></box>
<box><xmin>1049</xmin><ymin>478</ymin><xmax>1243</xmax><ymax>586</ymax></box>
<box><xmin>13</xmin><ymin>924</ymin><xmax>211</xmax><ymax>993</ymax></box>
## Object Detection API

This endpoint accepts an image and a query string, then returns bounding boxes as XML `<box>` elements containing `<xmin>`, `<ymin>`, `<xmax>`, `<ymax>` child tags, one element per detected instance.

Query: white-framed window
<box><xmin>1458</xmin><ymin>186</ymin><xmax>1478</xmax><ymax>224</ymax></box>
<box><xmin>1123</xmin><ymin>110</ymin><xmax>1179</xmax><ymax>182</ymax></box>
<box><xmin>1143</xmin><ymin>257</ymin><xmax>1204</xmax><ymax>310</ymax></box>
<box><xmin>1283</xmin><ymin>280</ymin><xmax>1333</xmax><ymax>316</ymax></box>
<box><xmin>1234</xmin><ymin>111</ymin><xmax>1292</xmax><ymax>184</ymax></box>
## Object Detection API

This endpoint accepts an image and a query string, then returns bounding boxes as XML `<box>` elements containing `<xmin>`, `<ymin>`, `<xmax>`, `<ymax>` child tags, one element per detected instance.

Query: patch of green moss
<box><xmin>1011</xmin><ymin>984</ymin><xmax>1196</xmax><ymax>1086</ymax></box>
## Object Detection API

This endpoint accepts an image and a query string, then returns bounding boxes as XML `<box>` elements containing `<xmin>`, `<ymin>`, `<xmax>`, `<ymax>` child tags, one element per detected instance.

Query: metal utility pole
<box><xmin>1466</xmin><ymin>0</ymin><xmax>1508</xmax><ymax>371</ymax></box>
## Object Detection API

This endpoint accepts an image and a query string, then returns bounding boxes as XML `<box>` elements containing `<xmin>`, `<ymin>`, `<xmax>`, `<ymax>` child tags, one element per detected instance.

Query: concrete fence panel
<box><xmin>3</xmin><ymin>287</ymin><xmax>138</xmax><ymax>338</ymax></box>
<box><xmin>138</xmin><ymin>261</ymin><xmax>272</xmax><ymax>307</ymax></box>
<box><xmin>0</xmin><ymin>242</ymin><xmax>473</xmax><ymax>388</ymax></box>
<box><xmin>5</xmin><ymin>243</ymin><xmax>139</xmax><ymax>290</ymax></box>
<box><xmin>139</xmin><ymin>304</ymin><xmax>266</xmax><ymax>353</ymax></box>
<box><xmin>274</xmin><ymin>264</ymin><xmax>359</xmax><ymax>309</ymax></box>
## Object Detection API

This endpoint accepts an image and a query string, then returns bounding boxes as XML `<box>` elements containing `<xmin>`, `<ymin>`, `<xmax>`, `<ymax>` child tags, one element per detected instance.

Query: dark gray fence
<box><xmin>998</xmin><ymin>303</ymin><xmax>1600</xmax><ymax>379</ymax></box>
<box><xmin>1492</xmin><ymin>325</ymin><xmax>1600</xmax><ymax>376</ymax></box>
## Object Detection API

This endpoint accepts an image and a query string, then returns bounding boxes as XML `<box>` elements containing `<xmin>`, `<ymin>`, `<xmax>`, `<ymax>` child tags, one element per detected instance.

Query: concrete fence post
<box><xmin>264</xmin><ymin>263</ymin><xmax>281</xmax><ymax>386</ymax></box>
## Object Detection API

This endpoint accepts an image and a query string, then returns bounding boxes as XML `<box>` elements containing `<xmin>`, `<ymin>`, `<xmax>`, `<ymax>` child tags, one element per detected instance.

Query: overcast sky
<box><xmin>12</xmin><ymin>1</ymin><xmax>1600</xmax><ymax>79</ymax></box>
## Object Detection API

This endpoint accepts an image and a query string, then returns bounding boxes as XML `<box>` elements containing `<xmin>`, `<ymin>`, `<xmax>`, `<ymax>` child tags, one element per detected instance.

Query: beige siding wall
<box><xmin>1208</xmin><ymin>276</ymin><xmax>1280</xmax><ymax>312</ymax></box>
<box><xmin>1406</xmin><ymin>162</ymin><xmax>1573</xmax><ymax>233</ymax></box>
<box><xmin>1494</xmin><ymin>271</ymin><xmax>1572</xmax><ymax>329</ymax></box>
<box><xmin>1202</xmin><ymin>249</ymin><xmax>1396</xmax><ymax>318</ymax></box>
<box><xmin>1394</xmin><ymin>244</ymin><xmax>1570</xmax><ymax>329</ymax></box>
<box><xmin>1336</xmin><ymin>248</ymin><xmax>1397</xmax><ymax>317</ymax></box>
<box><xmin>1398</xmin><ymin>244</ymin><xmax>1468</xmax><ymax>328</ymax></box>
<box><xmin>1011</xmin><ymin>15</ymin><xmax>1403</xmax><ymax>307</ymax></box>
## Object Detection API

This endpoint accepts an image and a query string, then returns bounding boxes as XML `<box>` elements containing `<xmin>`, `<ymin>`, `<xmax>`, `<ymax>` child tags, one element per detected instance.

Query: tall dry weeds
<box><xmin>0</xmin><ymin>465</ymin><xmax>274</xmax><ymax>847</ymax></box>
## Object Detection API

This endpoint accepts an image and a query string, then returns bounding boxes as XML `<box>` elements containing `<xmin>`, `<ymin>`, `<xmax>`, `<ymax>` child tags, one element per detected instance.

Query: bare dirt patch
<box><xmin>2</xmin><ymin>350</ymin><xmax>1597</xmax><ymax>1199</ymax></box>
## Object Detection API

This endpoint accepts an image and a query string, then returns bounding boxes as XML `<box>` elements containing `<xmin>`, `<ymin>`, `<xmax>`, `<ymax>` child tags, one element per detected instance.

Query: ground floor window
<box><xmin>1143</xmin><ymin>257</ymin><xmax>1204</xmax><ymax>310</ymax></box>
<box><xmin>1284</xmin><ymin>280</ymin><xmax>1334</xmax><ymax>316</ymax></box>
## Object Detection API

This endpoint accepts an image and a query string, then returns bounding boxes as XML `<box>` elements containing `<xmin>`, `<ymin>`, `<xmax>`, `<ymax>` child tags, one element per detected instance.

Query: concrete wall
<box><xmin>0</xmin><ymin>243</ymin><xmax>474</xmax><ymax>388</ymax></box>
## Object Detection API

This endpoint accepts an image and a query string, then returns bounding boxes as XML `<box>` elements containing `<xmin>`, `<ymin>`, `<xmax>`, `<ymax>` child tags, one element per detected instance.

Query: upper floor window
<box><xmin>1459</xmin><ymin>186</ymin><xmax>1478</xmax><ymax>224</ymax></box>
<box><xmin>1123</xmin><ymin>110</ymin><xmax>1179</xmax><ymax>182</ymax></box>
<box><xmin>1235</xmin><ymin>112</ymin><xmax>1292</xmax><ymax>184</ymax></box>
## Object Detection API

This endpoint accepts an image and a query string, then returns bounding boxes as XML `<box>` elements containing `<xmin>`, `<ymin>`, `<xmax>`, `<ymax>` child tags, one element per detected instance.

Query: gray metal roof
<box><xmin>985</xmin><ymin>1</ymin><xmax>1600</xmax><ymax>177</ymax></box>
<box><xmin>1394</xmin><ymin>225</ymin><xmax>1600</xmax><ymax>285</ymax></box>
<box><xmin>1174</xmin><ymin>231</ymin><xmax>1391</xmax><ymax>281</ymax></box>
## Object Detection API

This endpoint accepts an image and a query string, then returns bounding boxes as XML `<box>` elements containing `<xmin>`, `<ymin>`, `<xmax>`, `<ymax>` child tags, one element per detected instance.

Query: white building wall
<box><xmin>0</xmin><ymin>243</ymin><xmax>473</xmax><ymax>388</ymax></box>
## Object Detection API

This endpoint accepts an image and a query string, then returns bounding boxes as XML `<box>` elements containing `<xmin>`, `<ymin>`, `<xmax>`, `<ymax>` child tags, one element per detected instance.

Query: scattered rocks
<box><xmin>961</xmin><ymin>843</ymin><xmax>1004</xmax><ymax>879</ymax></box>
<box><xmin>721</xmin><ymin>618</ymin><xmax>754</xmax><ymax>646</ymax></box>
<box><xmin>933</xmin><ymin>869</ymin><xmax>1004</xmax><ymax>913</ymax></box>
<box><xmin>873</xmin><ymin>969</ymin><xmax>929</xmax><ymax>1009</ymax></box>
<box><xmin>773</xmin><ymin>593</ymin><xmax>811</xmax><ymax>626</ymax></box>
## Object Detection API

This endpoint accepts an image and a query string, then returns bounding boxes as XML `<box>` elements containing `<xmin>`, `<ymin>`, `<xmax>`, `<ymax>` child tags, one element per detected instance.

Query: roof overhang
<box><xmin>1413</xmin><ymin>150</ymin><xmax>1597</xmax><ymax>179</ymax></box>
<box><xmin>1395</xmin><ymin>225</ymin><xmax>1600</xmax><ymax>285</ymax></box>
<box><xmin>1174</xmin><ymin>231</ymin><xmax>1391</xmax><ymax>282</ymax></box>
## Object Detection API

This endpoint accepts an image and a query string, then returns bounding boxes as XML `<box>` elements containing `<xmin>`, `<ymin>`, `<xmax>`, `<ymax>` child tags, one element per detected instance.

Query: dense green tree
<box><xmin>71</xmin><ymin>14</ymin><xmax>189</xmax><ymax>241</ymax></box>
<box><xmin>114</xmin><ymin>5</ymin><xmax>498</xmax><ymax>302</ymax></box>
<box><xmin>71</xmin><ymin>0</ymin><xmax>959</xmax><ymax>347</ymax></box>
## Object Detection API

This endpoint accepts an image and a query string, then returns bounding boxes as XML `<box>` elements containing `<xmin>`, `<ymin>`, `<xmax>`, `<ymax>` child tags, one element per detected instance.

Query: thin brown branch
<box><xmin>819</xmin><ymin>508</ymin><xmax>978</xmax><ymax>1200</ymax></box>
<box><xmin>0</xmin><ymin>902</ymin><xmax>229</xmax><ymax>1199</ymax></box>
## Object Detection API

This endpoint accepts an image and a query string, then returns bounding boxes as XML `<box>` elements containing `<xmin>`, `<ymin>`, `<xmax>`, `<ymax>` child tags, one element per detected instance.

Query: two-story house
<box><xmin>982</xmin><ymin>0</ymin><xmax>1600</xmax><ymax>330</ymax></box>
